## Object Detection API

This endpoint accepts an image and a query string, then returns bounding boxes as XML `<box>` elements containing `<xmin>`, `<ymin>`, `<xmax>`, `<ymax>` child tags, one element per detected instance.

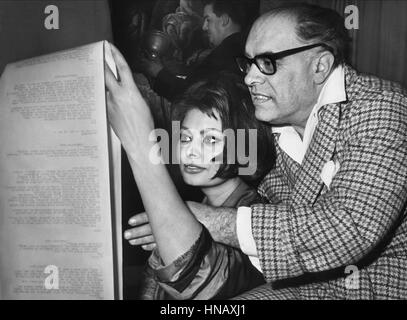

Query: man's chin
<box><xmin>255</xmin><ymin>109</ymin><xmax>275</xmax><ymax>123</ymax></box>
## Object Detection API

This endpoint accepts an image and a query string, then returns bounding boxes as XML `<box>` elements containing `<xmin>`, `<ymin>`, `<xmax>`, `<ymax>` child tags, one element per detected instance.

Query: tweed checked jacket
<box><xmin>239</xmin><ymin>65</ymin><xmax>407</xmax><ymax>299</ymax></box>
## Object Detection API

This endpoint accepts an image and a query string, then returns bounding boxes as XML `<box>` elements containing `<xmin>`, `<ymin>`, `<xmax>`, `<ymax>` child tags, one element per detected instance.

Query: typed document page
<box><xmin>0</xmin><ymin>41</ymin><xmax>122</xmax><ymax>300</ymax></box>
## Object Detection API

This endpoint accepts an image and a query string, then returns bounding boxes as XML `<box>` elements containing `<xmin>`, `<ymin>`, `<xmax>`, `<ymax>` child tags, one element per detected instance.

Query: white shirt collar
<box><xmin>316</xmin><ymin>64</ymin><xmax>347</xmax><ymax>108</ymax></box>
<box><xmin>272</xmin><ymin>65</ymin><xmax>346</xmax><ymax>164</ymax></box>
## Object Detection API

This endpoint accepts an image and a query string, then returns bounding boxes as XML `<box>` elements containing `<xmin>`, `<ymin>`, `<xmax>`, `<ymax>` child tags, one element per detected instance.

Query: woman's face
<box><xmin>178</xmin><ymin>108</ymin><xmax>226</xmax><ymax>187</ymax></box>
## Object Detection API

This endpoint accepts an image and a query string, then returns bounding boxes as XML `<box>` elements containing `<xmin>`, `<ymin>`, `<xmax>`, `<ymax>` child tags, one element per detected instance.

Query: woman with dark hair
<box><xmin>124</xmin><ymin>72</ymin><xmax>275</xmax><ymax>299</ymax></box>
<box><xmin>172</xmin><ymin>72</ymin><xmax>275</xmax><ymax>187</ymax></box>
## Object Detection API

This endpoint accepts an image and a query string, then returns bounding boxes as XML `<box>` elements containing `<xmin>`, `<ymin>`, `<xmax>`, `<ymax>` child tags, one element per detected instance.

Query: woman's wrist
<box><xmin>127</xmin><ymin>144</ymin><xmax>170</xmax><ymax>183</ymax></box>
<box><xmin>127</xmin><ymin>141</ymin><xmax>159</xmax><ymax>166</ymax></box>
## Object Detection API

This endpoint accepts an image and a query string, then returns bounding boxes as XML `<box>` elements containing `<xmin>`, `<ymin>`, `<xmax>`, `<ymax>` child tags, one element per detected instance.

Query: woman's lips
<box><xmin>183</xmin><ymin>164</ymin><xmax>206</xmax><ymax>174</ymax></box>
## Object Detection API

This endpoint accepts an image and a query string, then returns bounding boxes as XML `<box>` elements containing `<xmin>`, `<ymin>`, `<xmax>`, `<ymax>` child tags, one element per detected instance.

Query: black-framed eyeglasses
<box><xmin>236</xmin><ymin>43</ymin><xmax>333</xmax><ymax>76</ymax></box>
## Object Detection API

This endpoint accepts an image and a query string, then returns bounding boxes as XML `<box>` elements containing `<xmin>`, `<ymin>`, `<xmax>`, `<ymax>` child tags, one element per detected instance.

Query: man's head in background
<box><xmin>201</xmin><ymin>0</ymin><xmax>259</xmax><ymax>47</ymax></box>
<box><xmin>238</xmin><ymin>3</ymin><xmax>351</xmax><ymax>134</ymax></box>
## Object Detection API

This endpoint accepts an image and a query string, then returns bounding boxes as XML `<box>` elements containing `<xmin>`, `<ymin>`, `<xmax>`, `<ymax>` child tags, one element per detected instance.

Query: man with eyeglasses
<box><xmin>105</xmin><ymin>3</ymin><xmax>407</xmax><ymax>299</ymax></box>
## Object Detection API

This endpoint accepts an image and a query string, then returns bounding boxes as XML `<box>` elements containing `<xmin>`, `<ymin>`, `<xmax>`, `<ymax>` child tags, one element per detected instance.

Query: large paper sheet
<box><xmin>0</xmin><ymin>41</ymin><xmax>122</xmax><ymax>300</ymax></box>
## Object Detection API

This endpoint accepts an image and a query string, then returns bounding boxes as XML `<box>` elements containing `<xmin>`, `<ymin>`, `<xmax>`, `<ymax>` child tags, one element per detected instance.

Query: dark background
<box><xmin>1</xmin><ymin>0</ymin><xmax>407</xmax><ymax>87</ymax></box>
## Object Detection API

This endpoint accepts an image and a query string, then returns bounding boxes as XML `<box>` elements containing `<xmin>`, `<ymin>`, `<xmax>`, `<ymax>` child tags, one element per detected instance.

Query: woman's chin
<box><xmin>183</xmin><ymin>175</ymin><xmax>227</xmax><ymax>189</ymax></box>
<box><xmin>181</xmin><ymin>173</ymin><xmax>204</xmax><ymax>187</ymax></box>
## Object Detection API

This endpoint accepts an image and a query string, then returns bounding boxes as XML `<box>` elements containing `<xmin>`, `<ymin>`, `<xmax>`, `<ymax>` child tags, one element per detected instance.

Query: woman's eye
<box><xmin>203</xmin><ymin>136</ymin><xmax>219</xmax><ymax>144</ymax></box>
<box><xmin>180</xmin><ymin>134</ymin><xmax>191</xmax><ymax>143</ymax></box>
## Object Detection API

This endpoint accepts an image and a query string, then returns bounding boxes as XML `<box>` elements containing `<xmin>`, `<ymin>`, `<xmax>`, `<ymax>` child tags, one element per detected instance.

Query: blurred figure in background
<box><xmin>136</xmin><ymin>0</ymin><xmax>259</xmax><ymax>102</ymax></box>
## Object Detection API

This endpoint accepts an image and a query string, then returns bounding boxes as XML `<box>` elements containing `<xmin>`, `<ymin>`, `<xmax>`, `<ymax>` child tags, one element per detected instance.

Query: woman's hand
<box><xmin>104</xmin><ymin>43</ymin><xmax>156</xmax><ymax>159</ymax></box>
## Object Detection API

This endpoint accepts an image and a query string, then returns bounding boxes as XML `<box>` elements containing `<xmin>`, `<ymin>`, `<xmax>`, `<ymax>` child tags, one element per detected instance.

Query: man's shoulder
<box><xmin>193</xmin><ymin>33</ymin><xmax>245</xmax><ymax>77</ymax></box>
<box><xmin>341</xmin><ymin>65</ymin><xmax>407</xmax><ymax>130</ymax></box>
<box><xmin>209</xmin><ymin>32</ymin><xmax>245</xmax><ymax>59</ymax></box>
<box><xmin>344</xmin><ymin>65</ymin><xmax>407</xmax><ymax>107</ymax></box>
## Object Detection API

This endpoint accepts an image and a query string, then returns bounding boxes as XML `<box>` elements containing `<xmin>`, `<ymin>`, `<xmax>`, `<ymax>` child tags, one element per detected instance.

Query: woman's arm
<box><xmin>125</xmin><ymin>203</ymin><xmax>241</xmax><ymax>250</ymax></box>
<box><xmin>127</xmin><ymin>152</ymin><xmax>202</xmax><ymax>264</ymax></box>
<box><xmin>105</xmin><ymin>43</ymin><xmax>201</xmax><ymax>265</ymax></box>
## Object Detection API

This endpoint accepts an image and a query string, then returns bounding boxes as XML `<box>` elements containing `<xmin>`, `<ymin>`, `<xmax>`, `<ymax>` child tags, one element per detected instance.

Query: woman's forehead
<box><xmin>182</xmin><ymin>108</ymin><xmax>222</xmax><ymax>131</ymax></box>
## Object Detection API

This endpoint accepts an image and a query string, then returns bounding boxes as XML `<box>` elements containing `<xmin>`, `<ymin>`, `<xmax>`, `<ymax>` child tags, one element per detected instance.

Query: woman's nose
<box><xmin>186</xmin><ymin>141</ymin><xmax>201</xmax><ymax>158</ymax></box>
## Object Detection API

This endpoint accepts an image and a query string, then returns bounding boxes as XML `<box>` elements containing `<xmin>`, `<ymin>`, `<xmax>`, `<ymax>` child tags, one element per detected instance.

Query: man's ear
<box><xmin>221</xmin><ymin>14</ymin><xmax>230</xmax><ymax>27</ymax></box>
<box><xmin>313</xmin><ymin>51</ymin><xmax>335</xmax><ymax>85</ymax></box>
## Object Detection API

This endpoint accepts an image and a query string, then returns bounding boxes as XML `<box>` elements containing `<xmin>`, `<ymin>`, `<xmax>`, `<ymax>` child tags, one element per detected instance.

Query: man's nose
<box><xmin>244</xmin><ymin>63</ymin><xmax>264</xmax><ymax>87</ymax></box>
<box><xmin>202</xmin><ymin>21</ymin><xmax>208</xmax><ymax>31</ymax></box>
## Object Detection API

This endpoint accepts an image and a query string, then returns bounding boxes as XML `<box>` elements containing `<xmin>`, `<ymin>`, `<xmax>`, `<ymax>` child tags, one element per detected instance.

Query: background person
<box><xmin>137</xmin><ymin>0</ymin><xmax>259</xmax><ymax>102</ymax></box>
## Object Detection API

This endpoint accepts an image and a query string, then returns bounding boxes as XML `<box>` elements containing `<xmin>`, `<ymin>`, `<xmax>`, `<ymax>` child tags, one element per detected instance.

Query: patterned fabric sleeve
<box><xmin>251</xmin><ymin>91</ymin><xmax>407</xmax><ymax>283</ymax></box>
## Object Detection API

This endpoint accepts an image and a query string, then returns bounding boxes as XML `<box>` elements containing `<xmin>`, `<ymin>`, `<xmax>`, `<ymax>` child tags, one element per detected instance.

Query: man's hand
<box><xmin>124</xmin><ymin>212</ymin><xmax>156</xmax><ymax>251</ymax></box>
<box><xmin>186</xmin><ymin>201</ymin><xmax>240</xmax><ymax>248</ymax></box>
<box><xmin>104</xmin><ymin>43</ymin><xmax>156</xmax><ymax>158</ymax></box>
<box><xmin>123</xmin><ymin>202</ymin><xmax>241</xmax><ymax>250</ymax></box>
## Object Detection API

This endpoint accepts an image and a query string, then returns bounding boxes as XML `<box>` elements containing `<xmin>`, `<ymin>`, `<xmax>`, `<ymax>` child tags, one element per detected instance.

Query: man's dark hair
<box><xmin>201</xmin><ymin>0</ymin><xmax>260</xmax><ymax>30</ymax></box>
<box><xmin>269</xmin><ymin>3</ymin><xmax>352</xmax><ymax>67</ymax></box>
<box><xmin>172</xmin><ymin>72</ymin><xmax>275</xmax><ymax>186</ymax></box>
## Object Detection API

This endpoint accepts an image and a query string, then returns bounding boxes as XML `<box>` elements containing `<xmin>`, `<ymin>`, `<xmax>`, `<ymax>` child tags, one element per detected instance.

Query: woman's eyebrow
<box><xmin>181</xmin><ymin>127</ymin><xmax>222</xmax><ymax>133</ymax></box>
<box><xmin>200</xmin><ymin>128</ymin><xmax>222</xmax><ymax>134</ymax></box>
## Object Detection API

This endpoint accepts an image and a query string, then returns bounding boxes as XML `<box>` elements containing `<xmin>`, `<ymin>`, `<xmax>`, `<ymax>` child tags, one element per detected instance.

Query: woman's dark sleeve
<box><xmin>148</xmin><ymin>226</ymin><xmax>265</xmax><ymax>300</ymax></box>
